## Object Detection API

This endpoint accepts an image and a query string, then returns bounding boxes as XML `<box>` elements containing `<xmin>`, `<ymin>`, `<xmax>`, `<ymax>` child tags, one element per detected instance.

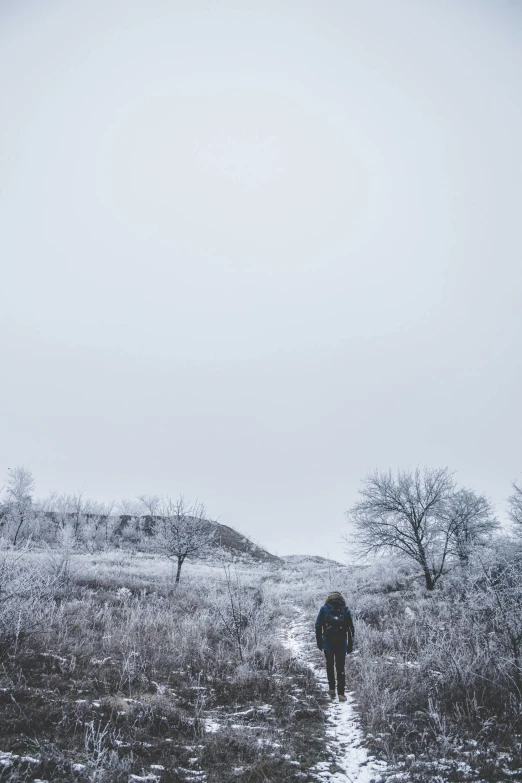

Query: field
<box><xmin>0</xmin><ymin>550</ymin><xmax>348</xmax><ymax>783</ymax></box>
<box><xmin>1</xmin><ymin>546</ymin><xmax>521</xmax><ymax>783</ymax></box>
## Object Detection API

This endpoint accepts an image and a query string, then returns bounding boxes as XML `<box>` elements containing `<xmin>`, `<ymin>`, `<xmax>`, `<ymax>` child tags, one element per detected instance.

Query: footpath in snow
<box><xmin>284</xmin><ymin>611</ymin><xmax>387</xmax><ymax>783</ymax></box>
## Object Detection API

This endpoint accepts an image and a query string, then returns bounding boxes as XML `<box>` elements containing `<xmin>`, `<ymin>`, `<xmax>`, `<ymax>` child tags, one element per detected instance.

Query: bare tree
<box><xmin>508</xmin><ymin>482</ymin><xmax>522</xmax><ymax>534</ymax></box>
<box><xmin>152</xmin><ymin>496</ymin><xmax>216</xmax><ymax>583</ymax></box>
<box><xmin>47</xmin><ymin>492</ymin><xmax>101</xmax><ymax>546</ymax></box>
<box><xmin>137</xmin><ymin>494</ymin><xmax>161</xmax><ymax>538</ymax></box>
<box><xmin>137</xmin><ymin>494</ymin><xmax>161</xmax><ymax>518</ymax></box>
<box><xmin>4</xmin><ymin>466</ymin><xmax>35</xmax><ymax>546</ymax></box>
<box><xmin>215</xmin><ymin>565</ymin><xmax>248</xmax><ymax>663</ymax></box>
<box><xmin>444</xmin><ymin>488</ymin><xmax>498</xmax><ymax>564</ymax></box>
<box><xmin>78</xmin><ymin>500</ymin><xmax>116</xmax><ymax>552</ymax></box>
<box><xmin>46</xmin><ymin>493</ymin><xmax>77</xmax><ymax>545</ymax></box>
<box><xmin>69</xmin><ymin>491</ymin><xmax>89</xmax><ymax>540</ymax></box>
<box><xmin>347</xmin><ymin>468</ymin><xmax>499</xmax><ymax>589</ymax></box>
<box><xmin>347</xmin><ymin>467</ymin><xmax>456</xmax><ymax>590</ymax></box>
<box><xmin>119</xmin><ymin>498</ymin><xmax>142</xmax><ymax>517</ymax></box>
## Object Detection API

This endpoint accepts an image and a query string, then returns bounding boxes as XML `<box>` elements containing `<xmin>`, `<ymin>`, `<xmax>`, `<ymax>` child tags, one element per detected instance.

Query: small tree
<box><xmin>151</xmin><ymin>497</ymin><xmax>216</xmax><ymax>583</ymax></box>
<box><xmin>508</xmin><ymin>481</ymin><xmax>522</xmax><ymax>534</ymax></box>
<box><xmin>445</xmin><ymin>488</ymin><xmax>498</xmax><ymax>564</ymax></box>
<box><xmin>213</xmin><ymin>561</ymin><xmax>265</xmax><ymax>664</ymax></box>
<box><xmin>47</xmin><ymin>492</ymin><xmax>101</xmax><ymax>547</ymax></box>
<box><xmin>78</xmin><ymin>501</ymin><xmax>116</xmax><ymax>553</ymax></box>
<box><xmin>69</xmin><ymin>491</ymin><xmax>89</xmax><ymax>541</ymax></box>
<box><xmin>216</xmin><ymin>565</ymin><xmax>248</xmax><ymax>663</ymax></box>
<box><xmin>4</xmin><ymin>466</ymin><xmax>35</xmax><ymax>546</ymax></box>
<box><xmin>137</xmin><ymin>494</ymin><xmax>162</xmax><ymax>539</ymax></box>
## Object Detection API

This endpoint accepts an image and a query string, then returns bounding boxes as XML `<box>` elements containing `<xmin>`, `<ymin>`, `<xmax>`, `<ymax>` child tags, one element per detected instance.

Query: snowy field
<box><xmin>1</xmin><ymin>547</ymin><xmax>522</xmax><ymax>782</ymax></box>
<box><xmin>0</xmin><ymin>549</ymin><xmax>370</xmax><ymax>783</ymax></box>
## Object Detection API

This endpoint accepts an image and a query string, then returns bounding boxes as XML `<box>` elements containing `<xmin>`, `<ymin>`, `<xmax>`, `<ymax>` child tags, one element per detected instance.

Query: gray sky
<box><xmin>1</xmin><ymin>0</ymin><xmax>521</xmax><ymax>557</ymax></box>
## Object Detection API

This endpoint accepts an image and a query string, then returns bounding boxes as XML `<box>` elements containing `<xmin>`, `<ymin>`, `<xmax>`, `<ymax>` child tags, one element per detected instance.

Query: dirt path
<box><xmin>284</xmin><ymin>611</ymin><xmax>387</xmax><ymax>783</ymax></box>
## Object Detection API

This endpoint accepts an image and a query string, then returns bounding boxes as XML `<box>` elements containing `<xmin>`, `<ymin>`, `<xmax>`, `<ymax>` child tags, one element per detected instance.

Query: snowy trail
<box><xmin>284</xmin><ymin>611</ymin><xmax>387</xmax><ymax>783</ymax></box>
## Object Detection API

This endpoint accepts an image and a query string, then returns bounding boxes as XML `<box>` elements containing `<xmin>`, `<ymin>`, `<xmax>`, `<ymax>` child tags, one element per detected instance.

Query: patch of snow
<box><xmin>41</xmin><ymin>652</ymin><xmax>67</xmax><ymax>665</ymax></box>
<box><xmin>128</xmin><ymin>775</ymin><xmax>159</xmax><ymax>782</ymax></box>
<box><xmin>230</xmin><ymin>723</ymin><xmax>267</xmax><ymax>730</ymax></box>
<box><xmin>0</xmin><ymin>751</ymin><xmax>39</xmax><ymax>766</ymax></box>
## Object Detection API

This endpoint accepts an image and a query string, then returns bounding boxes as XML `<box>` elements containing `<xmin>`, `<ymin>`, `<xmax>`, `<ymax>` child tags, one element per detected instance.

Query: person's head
<box><xmin>325</xmin><ymin>591</ymin><xmax>345</xmax><ymax>605</ymax></box>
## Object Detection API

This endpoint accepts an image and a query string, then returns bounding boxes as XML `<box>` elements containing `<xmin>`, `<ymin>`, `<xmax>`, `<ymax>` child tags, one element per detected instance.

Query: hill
<box><xmin>208</xmin><ymin>521</ymin><xmax>281</xmax><ymax>564</ymax></box>
<box><xmin>283</xmin><ymin>554</ymin><xmax>346</xmax><ymax>568</ymax></box>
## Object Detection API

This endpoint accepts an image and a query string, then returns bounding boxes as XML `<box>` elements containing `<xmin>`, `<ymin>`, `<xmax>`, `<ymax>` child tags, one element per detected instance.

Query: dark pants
<box><xmin>325</xmin><ymin>650</ymin><xmax>346</xmax><ymax>695</ymax></box>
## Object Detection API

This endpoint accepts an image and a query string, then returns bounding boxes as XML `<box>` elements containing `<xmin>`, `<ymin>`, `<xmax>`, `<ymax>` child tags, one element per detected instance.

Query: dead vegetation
<box><xmin>348</xmin><ymin>551</ymin><xmax>522</xmax><ymax>782</ymax></box>
<box><xmin>0</xmin><ymin>549</ymin><xmax>328</xmax><ymax>783</ymax></box>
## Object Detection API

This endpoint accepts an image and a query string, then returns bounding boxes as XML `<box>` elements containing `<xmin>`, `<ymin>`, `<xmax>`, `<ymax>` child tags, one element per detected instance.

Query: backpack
<box><xmin>324</xmin><ymin>605</ymin><xmax>346</xmax><ymax>638</ymax></box>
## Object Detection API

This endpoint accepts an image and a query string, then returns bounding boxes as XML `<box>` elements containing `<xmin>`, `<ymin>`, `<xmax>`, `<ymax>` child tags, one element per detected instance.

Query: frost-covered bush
<box><xmin>0</xmin><ymin>549</ymin><xmax>59</xmax><ymax>656</ymax></box>
<box><xmin>348</xmin><ymin>543</ymin><xmax>522</xmax><ymax>777</ymax></box>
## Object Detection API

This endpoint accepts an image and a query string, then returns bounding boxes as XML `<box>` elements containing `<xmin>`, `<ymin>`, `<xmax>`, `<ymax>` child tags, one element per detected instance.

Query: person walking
<box><xmin>315</xmin><ymin>591</ymin><xmax>354</xmax><ymax>702</ymax></box>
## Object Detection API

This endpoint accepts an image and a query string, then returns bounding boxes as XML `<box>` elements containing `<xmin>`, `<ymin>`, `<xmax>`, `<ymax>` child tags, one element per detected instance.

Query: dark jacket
<box><xmin>315</xmin><ymin>596</ymin><xmax>355</xmax><ymax>654</ymax></box>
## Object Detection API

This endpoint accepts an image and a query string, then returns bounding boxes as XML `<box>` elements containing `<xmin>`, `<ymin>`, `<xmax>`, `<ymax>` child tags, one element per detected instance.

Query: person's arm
<box><xmin>345</xmin><ymin>608</ymin><xmax>355</xmax><ymax>637</ymax></box>
<box><xmin>315</xmin><ymin>607</ymin><xmax>325</xmax><ymax>650</ymax></box>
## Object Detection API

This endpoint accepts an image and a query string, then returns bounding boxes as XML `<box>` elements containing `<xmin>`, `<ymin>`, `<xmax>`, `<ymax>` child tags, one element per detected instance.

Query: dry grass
<box><xmin>5</xmin><ymin>543</ymin><xmax>519</xmax><ymax>782</ymax></box>
<box><xmin>0</xmin><ymin>549</ymin><xmax>330</xmax><ymax>783</ymax></box>
<box><xmin>347</xmin><ymin>554</ymin><xmax>522</xmax><ymax>781</ymax></box>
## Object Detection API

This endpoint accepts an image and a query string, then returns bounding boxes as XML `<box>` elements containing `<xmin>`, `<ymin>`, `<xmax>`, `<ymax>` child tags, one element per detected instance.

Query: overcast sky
<box><xmin>1</xmin><ymin>0</ymin><xmax>521</xmax><ymax>557</ymax></box>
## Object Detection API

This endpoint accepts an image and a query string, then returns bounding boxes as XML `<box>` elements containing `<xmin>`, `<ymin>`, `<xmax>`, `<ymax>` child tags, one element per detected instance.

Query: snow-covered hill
<box><xmin>207</xmin><ymin>521</ymin><xmax>281</xmax><ymax>564</ymax></box>
<box><xmin>283</xmin><ymin>554</ymin><xmax>347</xmax><ymax>568</ymax></box>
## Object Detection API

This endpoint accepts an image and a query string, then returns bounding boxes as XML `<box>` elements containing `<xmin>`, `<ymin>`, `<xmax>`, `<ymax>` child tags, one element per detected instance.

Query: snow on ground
<box><xmin>284</xmin><ymin>611</ymin><xmax>387</xmax><ymax>783</ymax></box>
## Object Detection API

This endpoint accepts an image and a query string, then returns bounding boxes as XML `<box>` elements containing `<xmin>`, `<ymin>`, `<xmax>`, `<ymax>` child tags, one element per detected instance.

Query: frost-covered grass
<box><xmin>0</xmin><ymin>549</ymin><xmax>335</xmax><ymax>783</ymax></box>
<box><xmin>347</xmin><ymin>556</ymin><xmax>522</xmax><ymax>782</ymax></box>
<box><xmin>2</xmin><ymin>544</ymin><xmax>520</xmax><ymax>782</ymax></box>
<box><xmin>274</xmin><ymin>551</ymin><xmax>522</xmax><ymax>782</ymax></box>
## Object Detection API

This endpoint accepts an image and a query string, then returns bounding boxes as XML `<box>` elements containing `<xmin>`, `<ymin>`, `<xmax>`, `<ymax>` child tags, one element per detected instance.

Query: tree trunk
<box><xmin>175</xmin><ymin>556</ymin><xmax>184</xmax><ymax>584</ymax></box>
<box><xmin>416</xmin><ymin>540</ymin><xmax>434</xmax><ymax>590</ymax></box>
<box><xmin>13</xmin><ymin>515</ymin><xmax>24</xmax><ymax>546</ymax></box>
<box><xmin>424</xmin><ymin>568</ymin><xmax>434</xmax><ymax>591</ymax></box>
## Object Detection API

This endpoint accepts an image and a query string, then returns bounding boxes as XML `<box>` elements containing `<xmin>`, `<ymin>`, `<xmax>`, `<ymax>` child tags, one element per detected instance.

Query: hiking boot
<box><xmin>328</xmin><ymin>689</ymin><xmax>336</xmax><ymax>698</ymax></box>
<box><xmin>338</xmin><ymin>694</ymin><xmax>347</xmax><ymax>702</ymax></box>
